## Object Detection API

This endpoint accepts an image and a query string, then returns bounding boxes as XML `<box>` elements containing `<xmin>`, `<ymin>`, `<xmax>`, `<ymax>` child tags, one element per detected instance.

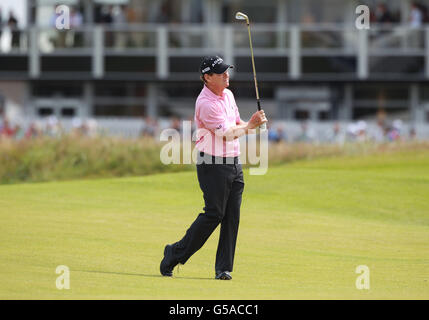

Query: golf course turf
<box><xmin>1</xmin><ymin>148</ymin><xmax>428</xmax><ymax>299</ymax></box>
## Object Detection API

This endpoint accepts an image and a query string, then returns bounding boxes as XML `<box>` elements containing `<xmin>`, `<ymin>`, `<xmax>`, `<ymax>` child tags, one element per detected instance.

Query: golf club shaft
<box><xmin>246</xmin><ymin>22</ymin><xmax>266</xmax><ymax>129</ymax></box>
<box><xmin>246</xmin><ymin>23</ymin><xmax>260</xmax><ymax>108</ymax></box>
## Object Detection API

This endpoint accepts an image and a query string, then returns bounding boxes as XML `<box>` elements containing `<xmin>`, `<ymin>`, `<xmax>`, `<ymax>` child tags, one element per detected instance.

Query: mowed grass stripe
<box><xmin>0</xmin><ymin>151</ymin><xmax>428</xmax><ymax>299</ymax></box>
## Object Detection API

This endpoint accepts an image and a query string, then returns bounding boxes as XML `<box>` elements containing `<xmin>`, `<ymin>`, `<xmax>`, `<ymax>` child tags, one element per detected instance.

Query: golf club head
<box><xmin>235</xmin><ymin>12</ymin><xmax>249</xmax><ymax>24</ymax></box>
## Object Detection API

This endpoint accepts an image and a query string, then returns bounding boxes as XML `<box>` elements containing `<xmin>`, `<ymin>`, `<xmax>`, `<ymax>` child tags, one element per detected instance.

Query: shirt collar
<box><xmin>203</xmin><ymin>85</ymin><xmax>226</xmax><ymax>101</ymax></box>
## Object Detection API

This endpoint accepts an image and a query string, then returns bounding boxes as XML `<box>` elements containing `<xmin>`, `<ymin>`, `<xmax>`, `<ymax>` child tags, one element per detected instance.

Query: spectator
<box><xmin>99</xmin><ymin>5</ymin><xmax>114</xmax><ymax>47</ymax></box>
<box><xmin>125</xmin><ymin>5</ymin><xmax>137</xmax><ymax>24</ymax></box>
<box><xmin>346</xmin><ymin>123</ymin><xmax>358</xmax><ymax>142</ymax></box>
<box><xmin>25</xmin><ymin>122</ymin><xmax>41</xmax><ymax>139</ymax></box>
<box><xmin>126</xmin><ymin>5</ymin><xmax>140</xmax><ymax>47</ymax></box>
<box><xmin>71</xmin><ymin>7</ymin><xmax>84</xmax><ymax>27</ymax></box>
<box><xmin>13</xmin><ymin>124</ymin><xmax>25</xmax><ymax>140</ymax></box>
<box><xmin>409</xmin><ymin>2</ymin><xmax>424</xmax><ymax>47</ymax></box>
<box><xmin>113</xmin><ymin>5</ymin><xmax>128</xmax><ymax>49</ymax></box>
<box><xmin>409</xmin><ymin>128</ymin><xmax>417</xmax><ymax>140</ymax></box>
<box><xmin>376</xmin><ymin>108</ymin><xmax>386</xmax><ymax>126</ymax></box>
<box><xmin>71</xmin><ymin>117</ymin><xmax>83</xmax><ymax>136</ymax></box>
<box><xmin>329</xmin><ymin>122</ymin><xmax>345</xmax><ymax>145</ymax></box>
<box><xmin>140</xmin><ymin>116</ymin><xmax>159</xmax><ymax>138</ymax></box>
<box><xmin>386</xmin><ymin>127</ymin><xmax>399</xmax><ymax>141</ymax></box>
<box><xmin>268</xmin><ymin>125</ymin><xmax>287</xmax><ymax>143</ymax></box>
<box><xmin>387</xmin><ymin>119</ymin><xmax>402</xmax><ymax>141</ymax></box>
<box><xmin>373</xmin><ymin>118</ymin><xmax>386</xmax><ymax>143</ymax></box>
<box><xmin>356</xmin><ymin>120</ymin><xmax>367</xmax><ymax>142</ymax></box>
<box><xmin>268</xmin><ymin>125</ymin><xmax>280</xmax><ymax>143</ymax></box>
<box><xmin>410</xmin><ymin>2</ymin><xmax>423</xmax><ymax>28</ymax></box>
<box><xmin>70</xmin><ymin>7</ymin><xmax>83</xmax><ymax>47</ymax></box>
<box><xmin>99</xmin><ymin>5</ymin><xmax>113</xmax><ymax>24</ymax></box>
<box><xmin>7</xmin><ymin>11</ymin><xmax>20</xmax><ymax>49</ymax></box>
<box><xmin>45</xmin><ymin>115</ymin><xmax>64</xmax><ymax>137</ymax></box>
<box><xmin>277</xmin><ymin>127</ymin><xmax>287</xmax><ymax>142</ymax></box>
<box><xmin>420</xmin><ymin>3</ymin><xmax>429</xmax><ymax>23</ymax></box>
<box><xmin>295</xmin><ymin>122</ymin><xmax>314</xmax><ymax>143</ymax></box>
<box><xmin>301</xmin><ymin>12</ymin><xmax>316</xmax><ymax>25</ymax></box>
<box><xmin>375</xmin><ymin>4</ymin><xmax>393</xmax><ymax>23</ymax></box>
<box><xmin>113</xmin><ymin>5</ymin><xmax>127</xmax><ymax>24</ymax></box>
<box><xmin>170</xmin><ymin>116</ymin><xmax>182</xmax><ymax>134</ymax></box>
<box><xmin>0</xmin><ymin>118</ymin><xmax>15</xmax><ymax>138</ymax></box>
<box><xmin>157</xmin><ymin>1</ymin><xmax>172</xmax><ymax>23</ymax></box>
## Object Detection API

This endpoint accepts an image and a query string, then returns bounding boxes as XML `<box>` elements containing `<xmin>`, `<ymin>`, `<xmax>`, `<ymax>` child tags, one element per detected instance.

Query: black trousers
<box><xmin>172</xmin><ymin>153</ymin><xmax>244</xmax><ymax>273</ymax></box>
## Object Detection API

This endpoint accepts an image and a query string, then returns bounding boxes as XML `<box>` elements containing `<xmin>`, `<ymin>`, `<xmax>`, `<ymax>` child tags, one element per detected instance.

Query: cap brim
<box><xmin>213</xmin><ymin>63</ymin><xmax>233</xmax><ymax>74</ymax></box>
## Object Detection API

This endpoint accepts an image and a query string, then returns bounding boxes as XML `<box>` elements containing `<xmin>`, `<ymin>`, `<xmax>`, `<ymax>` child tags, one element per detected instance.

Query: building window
<box><xmin>318</xmin><ymin>111</ymin><xmax>329</xmax><ymax>120</ymax></box>
<box><xmin>61</xmin><ymin>108</ymin><xmax>76</xmax><ymax>117</ymax></box>
<box><xmin>38</xmin><ymin>107</ymin><xmax>54</xmax><ymax>117</ymax></box>
<box><xmin>32</xmin><ymin>82</ymin><xmax>83</xmax><ymax>97</ymax></box>
<box><xmin>94</xmin><ymin>105</ymin><xmax>146</xmax><ymax>117</ymax></box>
<box><xmin>295</xmin><ymin>109</ymin><xmax>309</xmax><ymax>120</ymax></box>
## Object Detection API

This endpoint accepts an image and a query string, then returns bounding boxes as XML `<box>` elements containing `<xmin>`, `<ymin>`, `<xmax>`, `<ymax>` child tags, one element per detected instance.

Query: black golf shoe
<box><xmin>160</xmin><ymin>244</ymin><xmax>178</xmax><ymax>277</ymax></box>
<box><xmin>215</xmin><ymin>271</ymin><xmax>232</xmax><ymax>280</ymax></box>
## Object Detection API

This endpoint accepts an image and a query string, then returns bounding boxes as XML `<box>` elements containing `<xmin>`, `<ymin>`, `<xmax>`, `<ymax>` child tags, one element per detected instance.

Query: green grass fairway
<box><xmin>1</xmin><ymin>149</ymin><xmax>428</xmax><ymax>299</ymax></box>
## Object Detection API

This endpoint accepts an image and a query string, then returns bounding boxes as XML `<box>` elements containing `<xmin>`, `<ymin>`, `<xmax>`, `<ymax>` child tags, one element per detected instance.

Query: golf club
<box><xmin>235</xmin><ymin>11</ymin><xmax>267</xmax><ymax>131</ymax></box>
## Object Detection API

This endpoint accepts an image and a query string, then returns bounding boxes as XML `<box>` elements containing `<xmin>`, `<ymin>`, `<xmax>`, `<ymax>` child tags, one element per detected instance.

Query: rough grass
<box><xmin>1</xmin><ymin>134</ymin><xmax>428</xmax><ymax>184</ymax></box>
<box><xmin>0</xmin><ymin>135</ymin><xmax>188</xmax><ymax>184</ymax></box>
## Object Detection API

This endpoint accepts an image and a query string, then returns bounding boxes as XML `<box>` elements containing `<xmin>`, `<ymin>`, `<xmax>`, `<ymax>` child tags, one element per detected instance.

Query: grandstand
<box><xmin>1</xmin><ymin>0</ymin><xmax>429</xmax><ymax>140</ymax></box>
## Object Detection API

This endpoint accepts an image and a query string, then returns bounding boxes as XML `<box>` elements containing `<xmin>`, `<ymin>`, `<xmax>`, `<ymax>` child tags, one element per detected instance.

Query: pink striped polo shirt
<box><xmin>195</xmin><ymin>85</ymin><xmax>241</xmax><ymax>157</ymax></box>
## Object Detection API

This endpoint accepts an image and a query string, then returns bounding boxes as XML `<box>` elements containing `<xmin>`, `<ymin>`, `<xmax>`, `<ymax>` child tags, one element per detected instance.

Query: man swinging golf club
<box><xmin>160</xmin><ymin>13</ymin><xmax>267</xmax><ymax>280</ymax></box>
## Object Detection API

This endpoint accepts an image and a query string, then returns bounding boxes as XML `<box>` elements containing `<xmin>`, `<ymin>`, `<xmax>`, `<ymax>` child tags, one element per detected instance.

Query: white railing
<box><xmin>1</xmin><ymin>24</ymin><xmax>428</xmax><ymax>79</ymax></box>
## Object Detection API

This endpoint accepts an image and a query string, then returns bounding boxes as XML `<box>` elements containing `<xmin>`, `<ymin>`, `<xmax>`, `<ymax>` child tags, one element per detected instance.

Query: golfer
<box><xmin>160</xmin><ymin>55</ymin><xmax>267</xmax><ymax>280</ymax></box>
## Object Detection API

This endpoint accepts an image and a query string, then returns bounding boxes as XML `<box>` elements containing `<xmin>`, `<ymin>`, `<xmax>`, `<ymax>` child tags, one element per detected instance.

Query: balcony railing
<box><xmin>0</xmin><ymin>24</ymin><xmax>428</xmax><ymax>80</ymax></box>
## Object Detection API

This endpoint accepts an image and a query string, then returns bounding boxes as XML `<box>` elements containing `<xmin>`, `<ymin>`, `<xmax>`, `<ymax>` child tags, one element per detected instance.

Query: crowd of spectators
<box><xmin>3</xmin><ymin>1</ymin><xmax>429</xmax><ymax>52</ymax></box>
<box><xmin>1</xmin><ymin>114</ymin><xmax>419</xmax><ymax>145</ymax></box>
<box><xmin>0</xmin><ymin>116</ymin><xmax>99</xmax><ymax>141</ymax></box>
<box><xmin>0</xmin><ymin>115</ymin><xmax>191</xmax><ymax>141</ymax></box>
<box><xmin>370</xmin><ymin>3</ymin><xmax>399</xmax><ymax>24</ymax></box>
<box><xmin>0</xmin><ymin>1</ymin><xmax>184</xmax><ymax>51</ymax></box>
<box><xmin>265</xmin><ymin>118</ymin><xmax>418</xmax><ymax>145</ymax></box>
<box><xmin>49</xmin><ymin>6</ymin><xmax>83</xmax><ymax>48</ymax></box>
<box><xmin>95</xmin><ymin>5</ymin><xmax>137</xmax><ymax>48</ymax></box>
<box><xmin>366</xmin><ymin>1</ymin><xmax>429</xmax><ymax>26</ymax></box>
<box><xmin>44</xmin><ymin>1</ymin><xmax>429</xmax><ymax>51</ymax></box>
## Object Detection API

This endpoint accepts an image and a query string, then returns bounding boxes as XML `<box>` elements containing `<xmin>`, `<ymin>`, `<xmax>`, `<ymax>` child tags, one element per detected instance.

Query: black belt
<box><xmin>199</xmin><ymin>152</ymin><xmax>240</xmax><ymax>165</ymax></box>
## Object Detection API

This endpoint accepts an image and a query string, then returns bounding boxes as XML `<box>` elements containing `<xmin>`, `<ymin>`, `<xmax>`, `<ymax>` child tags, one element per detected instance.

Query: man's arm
<box><xmin>217</xmin><ymin>110</ymin><xmax>267</xmax><ymax>141</ymax></box>
<box><xmin>221</xmin><ymin>122</ymin><xmax>249</xmax><ymax>141</ymax></box>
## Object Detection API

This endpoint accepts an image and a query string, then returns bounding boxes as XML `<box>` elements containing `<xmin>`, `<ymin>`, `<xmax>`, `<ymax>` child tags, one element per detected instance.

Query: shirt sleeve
<box><xmin>198</xmin><ymin>99</ymin><xmax>228</xmax><ymax>134</ymax></box>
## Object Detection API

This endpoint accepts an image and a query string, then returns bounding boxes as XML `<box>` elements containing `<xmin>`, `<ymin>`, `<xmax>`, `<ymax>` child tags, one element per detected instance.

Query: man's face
<box><xmin>205</xmin><ymin>70</ymin><xmax>230</xmax><ymax>89</ymax></box>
